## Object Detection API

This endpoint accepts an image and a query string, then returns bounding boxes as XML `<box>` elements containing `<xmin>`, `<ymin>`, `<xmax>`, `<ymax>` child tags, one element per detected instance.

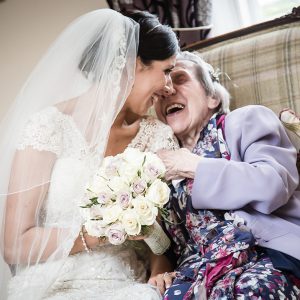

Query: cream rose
<box><xmin>108</xmin><ymin>176</ymin><xmax>129</xmax><ymax>194</ymax></box>
<box><xmin>121</xmin><ymin>209</ymin><xmax>141</xmax><ymax>236</ymax></box>
<box><xmin>102</xmin><ymin>204</ymin><xmax>122</xmax><ymax>225</ymax></box>
<box><xmin>146</xmin><ymin>179</ymin><xmax>170</xmax><ymax>208</ymax></box>
<box><xmin>132</xmin><ymin>196</ymin><xmax>158</xmax><ymax>226</ymax></box>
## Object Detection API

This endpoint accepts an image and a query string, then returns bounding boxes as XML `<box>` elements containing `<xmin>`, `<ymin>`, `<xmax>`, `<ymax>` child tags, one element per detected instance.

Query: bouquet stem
<box><xmin>144</xmin><ymin>221</ymin><xmax>170</xmax><ymax>255</ymax></box>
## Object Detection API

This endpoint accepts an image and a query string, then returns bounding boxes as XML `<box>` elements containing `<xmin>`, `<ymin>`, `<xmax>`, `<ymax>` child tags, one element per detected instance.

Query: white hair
<box><xmin>177</xmin><ymin>51</ymin><xmax>230</xmax><ymax>114</ymax></box>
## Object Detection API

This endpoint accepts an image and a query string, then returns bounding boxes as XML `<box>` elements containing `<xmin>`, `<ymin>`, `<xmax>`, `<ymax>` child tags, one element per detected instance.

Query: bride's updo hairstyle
<box><xmin>79</xmin><ymin>10</ymin><xmax>179</xmax><ymax>76</ymax></box>
<box><xmin>124</xmin><ymin>11</ymin><xmax>179</xmax><ymax>65</ymax></box>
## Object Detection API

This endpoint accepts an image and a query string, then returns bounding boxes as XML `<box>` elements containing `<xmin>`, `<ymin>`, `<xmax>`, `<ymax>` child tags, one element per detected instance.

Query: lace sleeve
<box><xmin>140</xmin><ymin>117</ymin><xmax>179</xmax><ymax>153</ymax></box>
<box><xmin>17</xmin><ymin>107</ymin><xmax>63</xmax><ymax>156</ymax></box>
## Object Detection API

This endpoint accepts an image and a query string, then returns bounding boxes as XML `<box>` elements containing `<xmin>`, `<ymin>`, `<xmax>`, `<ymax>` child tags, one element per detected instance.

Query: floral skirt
<box><xmin>164</xmin><ymin>211</ymin><xmax>300</xmax><ymax>300</ymax></box>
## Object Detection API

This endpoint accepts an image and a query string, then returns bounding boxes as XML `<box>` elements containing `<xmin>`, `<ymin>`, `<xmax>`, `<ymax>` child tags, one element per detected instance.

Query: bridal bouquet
<box><xmin>80</xmin><ymin>148</ymin><xmax>171</xmax><ymax>254</ymax></box>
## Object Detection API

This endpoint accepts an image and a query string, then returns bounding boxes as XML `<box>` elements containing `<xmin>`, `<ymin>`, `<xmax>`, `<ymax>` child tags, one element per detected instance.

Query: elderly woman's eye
<box><xmin>172</xmin><ymin>74</ymin><xmax>186</xmax><ymax>84</ymax></box>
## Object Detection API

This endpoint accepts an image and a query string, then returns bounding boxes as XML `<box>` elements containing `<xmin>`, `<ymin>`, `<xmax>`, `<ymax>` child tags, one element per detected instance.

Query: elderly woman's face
<box><xmin>154</xmin><ymin>60</ymin><xmax>218</xmax><ymax>139</ymax></box>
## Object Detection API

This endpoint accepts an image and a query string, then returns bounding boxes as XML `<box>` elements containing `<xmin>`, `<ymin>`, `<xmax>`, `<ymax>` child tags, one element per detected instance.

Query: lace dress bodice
<box><xmin>9</xmin><ymin>107</ymin><xmax>178</xmax><ymax>300</ymax></box>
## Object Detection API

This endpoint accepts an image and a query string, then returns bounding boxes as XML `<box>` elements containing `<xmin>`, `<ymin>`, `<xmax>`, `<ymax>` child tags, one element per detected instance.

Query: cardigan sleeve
<box><xmin>192</xmin><ymin>105</ymin><xmax>299</xmax><ymax>214</ymax></box>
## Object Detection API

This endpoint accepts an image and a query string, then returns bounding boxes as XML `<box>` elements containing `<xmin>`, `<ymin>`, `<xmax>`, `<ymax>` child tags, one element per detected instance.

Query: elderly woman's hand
<box><xmin>157</xmin><ymin>148</ymin><xmax>202</xmax><ymax>181</ymax></box>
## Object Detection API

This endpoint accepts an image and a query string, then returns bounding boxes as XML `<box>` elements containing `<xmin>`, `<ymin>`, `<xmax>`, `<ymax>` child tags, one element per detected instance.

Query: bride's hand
<box><xmin>148</xmin><ymin>272</ymin><xmax>176</xmax><ymax>295</ymax></box>
<box><xmin>127</xmin><ymin>234</ymin><xmax>148</xmax><ymax>241</ymax></box>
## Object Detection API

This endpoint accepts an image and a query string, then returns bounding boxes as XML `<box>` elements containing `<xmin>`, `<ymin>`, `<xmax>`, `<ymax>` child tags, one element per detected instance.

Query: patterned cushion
<box><xmin>196</xmin><ymin>23</ymin><xmax>300</xmax><ymax>114</ymax></box>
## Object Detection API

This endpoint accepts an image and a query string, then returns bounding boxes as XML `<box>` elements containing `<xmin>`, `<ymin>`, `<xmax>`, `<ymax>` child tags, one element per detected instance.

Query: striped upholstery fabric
<box><xmin>196</xmin><ymin>22</ymin><xmax>300</xmax><ymax>114</ymax></box>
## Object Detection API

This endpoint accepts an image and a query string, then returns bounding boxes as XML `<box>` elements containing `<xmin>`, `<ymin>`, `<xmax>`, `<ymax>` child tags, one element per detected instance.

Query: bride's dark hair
<box><xmin>123</xmin><ymin>10</ymin><xmax>179</xmax><ymax>65</ymax></box>
<box><xmin>79</xmin><ymin>10</ymin><xmax>178</xmax><ymax>75</ymax></box>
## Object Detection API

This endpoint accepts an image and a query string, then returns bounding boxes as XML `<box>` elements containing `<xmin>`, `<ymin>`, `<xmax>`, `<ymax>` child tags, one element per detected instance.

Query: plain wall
<box><xmin>0</xmin><ymin>0</ymin><xmax>108</xmax><ymax>120</ymax></box>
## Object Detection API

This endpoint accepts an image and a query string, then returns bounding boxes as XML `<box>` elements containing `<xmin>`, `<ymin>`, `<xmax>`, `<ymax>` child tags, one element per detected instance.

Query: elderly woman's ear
<box><xmin>207</xmin><ymin>96</ymin><xmax>220</xmax><ymax>111</ymax></box>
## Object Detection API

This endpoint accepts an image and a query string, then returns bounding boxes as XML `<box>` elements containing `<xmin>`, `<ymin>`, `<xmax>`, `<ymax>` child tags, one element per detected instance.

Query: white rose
<box><xmin>89</xmin><ymin>175</ymin><xmax>109</xmax><ymax>195</ymax></box>
<box><xmin>80</xmin><ymin>201</ymin><xmax>106</xmax><ymax>221</ymax></box>
<box><xmin>108</xmin><ymin>176</ymin><xmax>129</xmax><ymax>194</ymax></box>
<box><xmin>101</xmin><ymin>156</ymin><xmax>118</xmax><ymax>177</ymax></box>
<box><xmin>88</xmin><ymin>205</ymin><xmax>105</xmax><ymax>219</ymax></box>
<box><xmin>123</xmin><ymin>148</ymin><xmax>145</xmax><ymax>167</ymax></box>
<box><xmin>146</xmin><ymin>179</ymin><xmax>170</xmax><ymax>208</ymax></box>
<box><xmin>105</xmin><ymin>223</ymin><xmax>127</xmax><ymax>245</ymax></box>
<box><xmin>132</xmin><ymin>196</ymin><xmax>158</xmax><ymax>226</ymax></box>
<box><xmin>121</xmin><ymin>209</ymin><xmax>141</xmax><ymax>236</ymax></box>
<box><xmin>117</xmin><ymin>160</ymin><xmax>140</xmax><ymax>182</ymax></box>
<box><xmin>84</xmin><ymin>219</ymin><xmax>107</xmax><ymax>237</ymax></box>
<box><xmin>102</xmin><ymin>205</ymin><xmax>122</xmax><ymax>225</ymax></box>
<box><xmin>87</xmin><ymin>176</ymin><xmax>114</xmax><ymax>205</ymax></box>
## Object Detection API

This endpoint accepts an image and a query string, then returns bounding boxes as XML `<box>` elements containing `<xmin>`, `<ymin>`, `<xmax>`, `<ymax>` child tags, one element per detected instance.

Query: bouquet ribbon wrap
<box><xmin>144</xmin><ymin>221</ymin><xmax>170</xmax><ymax>255</ymax></box>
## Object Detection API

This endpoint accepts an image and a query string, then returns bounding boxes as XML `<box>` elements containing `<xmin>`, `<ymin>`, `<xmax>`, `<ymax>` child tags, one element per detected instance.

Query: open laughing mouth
<box><xmin>166</xmin><ymin>103</ymin><xmax>185</xmax><ymax>116</ymax></box>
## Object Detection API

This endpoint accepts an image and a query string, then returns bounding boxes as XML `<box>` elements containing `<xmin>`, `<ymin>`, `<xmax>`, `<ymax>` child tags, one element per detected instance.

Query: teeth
<box><xmin>166</xmin><ymin>103</ymin><xmax>184</xmax><ymax>115</ymax></box>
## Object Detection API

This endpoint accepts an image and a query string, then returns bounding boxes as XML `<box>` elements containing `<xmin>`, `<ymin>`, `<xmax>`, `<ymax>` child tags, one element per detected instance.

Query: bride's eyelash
<box><xmin>164</xmin><ymin>68</ymin><xmax>173</xmax><ymax>75</ymax></box>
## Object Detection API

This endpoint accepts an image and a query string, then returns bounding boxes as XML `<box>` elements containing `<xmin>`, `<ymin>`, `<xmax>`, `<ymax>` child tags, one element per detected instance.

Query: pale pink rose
<box><xmin>143</xmin><ymin>152</ymin><xmax>166</xmax><ymax>181</ymax></box>
<box><xmin>97</xmin><ymin>192</ymin><xmax>111</xmax><ymax>205</ymax></box>
<box><xmin>144</xmin><ymin>163</ymin><xmax>161</xmax><ymax>180</ymax></box>
<box><xmin>106</xmin><ymin>223</ymin><xmax>127</xmax><ymax>245</ymax></box>
<box><xmin>116</xmin><ymin>191</ymin><xmax>132</xmax><ymax>209</ymax></box>
<box><xmin>132</xmin><ymin>178</ymin><xmax>147</xmax><ymax>195</ymax></box>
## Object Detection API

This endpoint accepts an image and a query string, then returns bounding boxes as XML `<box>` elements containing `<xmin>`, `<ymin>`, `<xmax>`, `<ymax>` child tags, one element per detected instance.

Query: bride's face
<box><xmin>125</xmin><ymin>55</ymin><xmax>176</xmax><ymax>116</ymax></box>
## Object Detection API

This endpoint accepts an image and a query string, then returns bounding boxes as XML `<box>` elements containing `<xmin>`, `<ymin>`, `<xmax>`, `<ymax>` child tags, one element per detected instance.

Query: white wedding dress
<box><xmin>7</xmin><ymin>107</ymin><xmax>178</xmax><ymax>300</ymax></box>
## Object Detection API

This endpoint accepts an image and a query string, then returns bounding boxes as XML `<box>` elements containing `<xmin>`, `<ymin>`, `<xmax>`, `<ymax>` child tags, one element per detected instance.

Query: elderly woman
<box><xmin>154</xmin><ymin>51</ymin><xmax>300</xmax><ymax>299</ymax></box>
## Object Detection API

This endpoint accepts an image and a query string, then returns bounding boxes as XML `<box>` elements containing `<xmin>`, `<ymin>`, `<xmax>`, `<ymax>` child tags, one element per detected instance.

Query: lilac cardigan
<box><xmin>192</xmin><ymin>105</ymin><xmax>300</xmax><ymax>260</ymax></box>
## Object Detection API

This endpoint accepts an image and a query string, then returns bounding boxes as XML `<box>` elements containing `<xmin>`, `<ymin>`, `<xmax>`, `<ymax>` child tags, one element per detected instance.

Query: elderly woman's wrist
<box><xmin>180</xmin><ymin>155</ymin><xmax>202</xmax><ymax>178</ymax></box>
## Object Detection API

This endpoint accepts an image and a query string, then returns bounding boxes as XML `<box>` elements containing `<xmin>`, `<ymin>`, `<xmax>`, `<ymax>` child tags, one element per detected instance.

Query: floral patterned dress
<box><xmin>163</xmin><ymin>114</ymin><xmax>300</xmax><ymax>300</ymax></box>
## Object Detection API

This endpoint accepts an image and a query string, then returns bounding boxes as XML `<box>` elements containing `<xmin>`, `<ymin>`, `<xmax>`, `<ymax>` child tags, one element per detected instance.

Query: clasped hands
<box><xmin>157</xmin><ymin>148</ymin><xmax>202</xmax><ymax>181</ymax></box>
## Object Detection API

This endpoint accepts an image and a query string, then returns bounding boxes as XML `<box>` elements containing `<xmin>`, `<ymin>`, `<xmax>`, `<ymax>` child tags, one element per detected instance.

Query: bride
<box><xmin>0</xmin><ymin>9</ymin><xmax>179</xmax><ymax>299</ymax></box>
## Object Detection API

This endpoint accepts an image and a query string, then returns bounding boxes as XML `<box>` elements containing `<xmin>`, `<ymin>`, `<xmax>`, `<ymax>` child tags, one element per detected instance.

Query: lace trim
<box><xmin>17</xmin><ymin>107</ymin><xmax>88</xmax><ymax>159</ymax></box>
<box><xmin>128</xmin><ymin>116</ymin><xmax>179</xmax><ymax>152</ymax></box>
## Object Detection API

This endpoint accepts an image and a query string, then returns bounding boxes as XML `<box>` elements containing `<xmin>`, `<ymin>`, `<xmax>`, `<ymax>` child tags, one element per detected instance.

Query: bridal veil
<box><xmin>0</xmin><ymin>9</ymin><xmax>138</xmax><ymax>298</ymax></box>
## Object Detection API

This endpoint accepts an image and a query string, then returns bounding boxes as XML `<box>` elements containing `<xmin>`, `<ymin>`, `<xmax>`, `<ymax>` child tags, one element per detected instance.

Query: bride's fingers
<box><xmin>153</xmin><ymin>272</ymin><xmax>176</xmax><ymax>295</ymax></box>
<box><xmin>163</xmin><ymin>272</ymin><xmax>176</xmax><ymax>289</ymax></box>
<box><xmin>155</xmin><ymin>274</ymin><xmax>166</xmax><ymax>295</ymax></box>
<box><xmin>127</xmin><ymin>235</ymin><xmax>147</xmax><ymax>240</ymax></box>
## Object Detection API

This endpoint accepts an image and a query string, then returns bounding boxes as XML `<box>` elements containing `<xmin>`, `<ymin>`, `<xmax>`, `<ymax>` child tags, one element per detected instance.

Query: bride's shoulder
<box><xmin>141</xmin><ymin>115</ymin><xmax>171</xmax><ymax>131</ymax></box>
<box><xmin>17</xmin><ymin>106</ymin><xmax>66</xmax><ymax>154</ymax></box>
<box><xmin>140</xmin><ymin>116</ymin><xmax>179</xmax><ymax>151</ymax></box>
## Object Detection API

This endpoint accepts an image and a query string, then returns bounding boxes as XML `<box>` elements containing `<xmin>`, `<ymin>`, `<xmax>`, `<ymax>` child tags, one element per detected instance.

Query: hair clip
<box><xmin>209</xmin><ymin>68</ymin><xmax>221</xmax><ymax>83</ymax></box>
<box><xmin>146</xmin><ymin>24</ymin><xmax>162</xmax><ymax>34</ymax></box>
